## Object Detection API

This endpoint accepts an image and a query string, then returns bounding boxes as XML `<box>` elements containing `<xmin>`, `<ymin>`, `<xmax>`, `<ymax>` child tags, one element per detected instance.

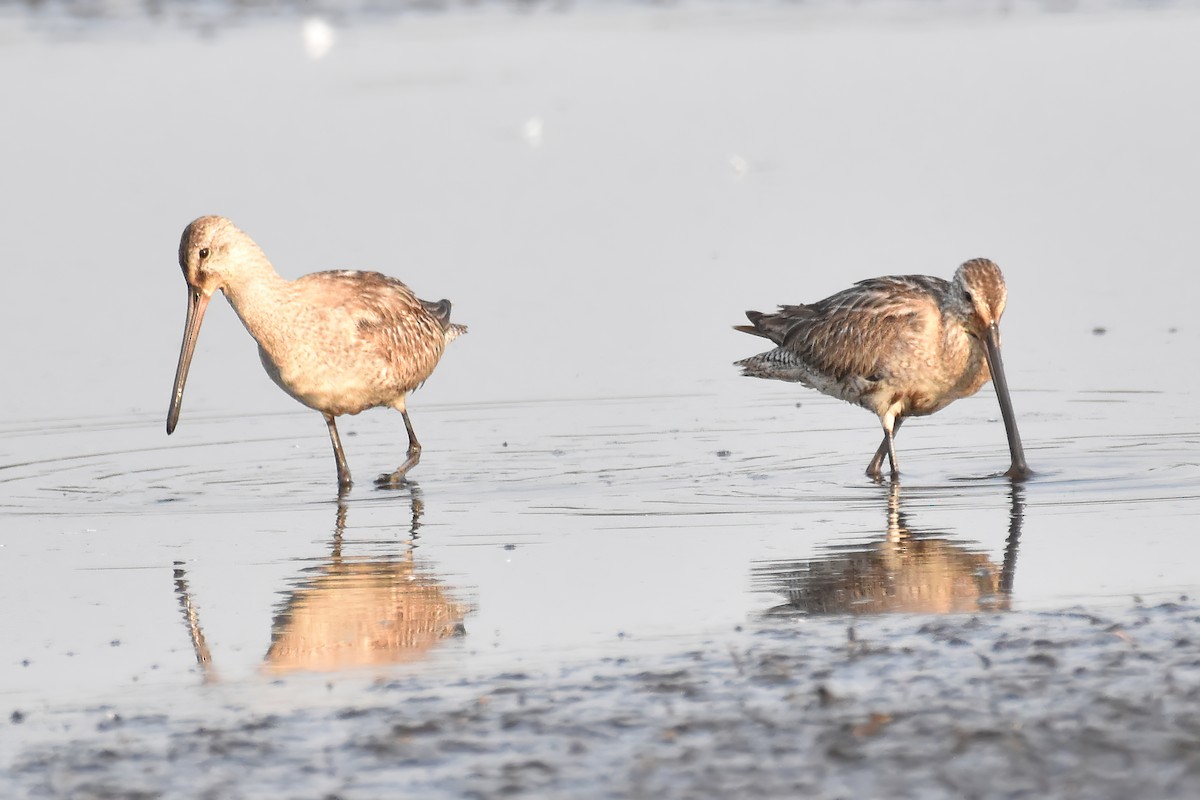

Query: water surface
<box><xmin>2</xmin><ymin>3</ymin><xmax>1199</xmax><ymax>795</ymax></box>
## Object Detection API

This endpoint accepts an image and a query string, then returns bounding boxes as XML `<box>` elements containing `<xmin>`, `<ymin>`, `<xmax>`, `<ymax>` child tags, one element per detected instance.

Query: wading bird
<box><xmin>735</xmin><ymin>258</ymin><xmax>1028</xmax><ymax>479</ymax></box>
<box><xmin>167</xmin><ymin>216</ymin><xmax>466</xmax><ymax>491</ymax></box>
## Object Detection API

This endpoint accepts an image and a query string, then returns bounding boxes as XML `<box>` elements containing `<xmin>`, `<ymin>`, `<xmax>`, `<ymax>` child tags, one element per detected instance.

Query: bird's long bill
<box><xmin>167</xmin><ymin>288</ymin><xmax>211</xmax><ymax>435</ymax></box>
<box><xmin>983</xmin><ymin>324</ymin><xmax>1030</xmax><ymax>479</ymax></box>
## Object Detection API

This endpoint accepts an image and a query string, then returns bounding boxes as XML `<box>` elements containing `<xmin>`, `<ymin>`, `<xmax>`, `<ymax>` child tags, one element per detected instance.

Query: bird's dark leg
<box><xmin>867</xmin><ymin>417</ymin><xmax>904</xmax><ymax>478</ymax></box>
<box><xmin>867</xmin><ymin>437</ymin><xmax>888</xmax><ymax>478</ymax></box>
<box><xmin>324</xmin><ymin>413</ymin><xmax>353</xmax><ymax>492</ymax></box>
<box><xmin>376</xmin><ymin>409</ymin><xmax>422</xmax><ymax>488</ymax></box>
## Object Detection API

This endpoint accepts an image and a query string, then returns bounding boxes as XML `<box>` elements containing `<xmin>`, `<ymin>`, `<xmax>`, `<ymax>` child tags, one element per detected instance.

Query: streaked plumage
<box><xmin>167</xmin><ymin>215</ymin><xmax>466</xmax><ymax>491</ymax></box>
<box><xmin>735</xmin><ymin>258</ymin><xmax>1028</xmax><ymax>479</ymax></box>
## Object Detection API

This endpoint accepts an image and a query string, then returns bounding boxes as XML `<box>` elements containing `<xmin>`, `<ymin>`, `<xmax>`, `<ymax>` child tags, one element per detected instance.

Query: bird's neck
<box><xmin>220</xmin><ymin>258</ymin><xmax>297</xmax><ymax>354</ymax></box>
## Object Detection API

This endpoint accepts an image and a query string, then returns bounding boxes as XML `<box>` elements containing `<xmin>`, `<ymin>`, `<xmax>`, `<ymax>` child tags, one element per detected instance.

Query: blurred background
<box><xmin>3</xmin><ymin>0</ymin><xmax>1198</xmax><ymax>425</ymax></box>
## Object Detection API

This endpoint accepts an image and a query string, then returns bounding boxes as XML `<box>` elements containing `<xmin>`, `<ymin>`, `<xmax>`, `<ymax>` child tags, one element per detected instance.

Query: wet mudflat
<box><xmin>3</xmin><ymin>1</ymin><xmax>1200</xmax><ymax>797</ymax></box>
<box><xmin>9</xmin><ymin>602</ymin><xmax>1200</xmax><ymax>799</ymax></box>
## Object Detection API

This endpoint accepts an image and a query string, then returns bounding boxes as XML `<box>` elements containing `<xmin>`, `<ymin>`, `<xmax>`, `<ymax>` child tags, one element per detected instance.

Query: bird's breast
<box><xmin>862</xmin><ymin>324</ymin><xmax>991</xmax><ymax>419</ymax></box>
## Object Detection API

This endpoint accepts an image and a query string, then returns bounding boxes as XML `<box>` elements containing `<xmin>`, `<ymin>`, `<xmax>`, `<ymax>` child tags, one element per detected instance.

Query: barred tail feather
<box><xmin>735</xmin><ymin>348</ymin><xmax>807</xmax><ymax>383</ymax></box>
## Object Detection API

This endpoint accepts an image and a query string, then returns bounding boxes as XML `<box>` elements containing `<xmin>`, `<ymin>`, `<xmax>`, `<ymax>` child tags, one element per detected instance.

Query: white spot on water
<box><xmin>729</xmin><ymin>153</ymin><xmax>749</xmax><ymax>179</ymax></box>
<box><xmin>303</xmin><ymin>17</ymin><xmax>335</xmax><ymax>60</ymax></box>
<box><xmin>523</xmin><ymin>117</ymin><xmax>544</xmax><ymax>148</ymax></box>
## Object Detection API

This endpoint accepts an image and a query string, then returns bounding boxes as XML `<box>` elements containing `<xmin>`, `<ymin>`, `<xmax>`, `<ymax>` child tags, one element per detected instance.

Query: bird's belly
<box><xmin>257</xmin><ymin>346</ymin><xmax>394</xmax><ymax>416</ymax></box>
<box><xmin>889</xmin><ymin>362</ymin><xmax>992</xmax><ymax>418</ymax></box>
<box><xmin>904</xmin><ymin>392</ymin><xmax>957</xmax><ymax>417</ymax></box>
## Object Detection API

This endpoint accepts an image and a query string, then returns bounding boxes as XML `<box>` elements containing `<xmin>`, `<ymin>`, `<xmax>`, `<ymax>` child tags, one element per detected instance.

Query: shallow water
<box><xmin>2</xmin><ymin>2</ymin><xmax>1200</xmax><ymax>796</ymax></box>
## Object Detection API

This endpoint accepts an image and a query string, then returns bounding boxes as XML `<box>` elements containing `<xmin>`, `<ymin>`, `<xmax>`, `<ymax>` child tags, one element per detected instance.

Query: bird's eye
<box><xmin>962</xmin><ymin>290</ymin><xmax>972</xmax><ymax>305</ymax></box>
<box><xmin>199</xmin><ymin>248</ymin><xmax>209</xmax><ymax>260</ymax></box>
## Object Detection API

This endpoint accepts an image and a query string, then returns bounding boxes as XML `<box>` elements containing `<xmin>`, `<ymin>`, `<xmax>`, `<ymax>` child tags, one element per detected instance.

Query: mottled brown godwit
<box><xmin>735</xmin><ymin>258</ymin><xmax>1028</xmax><ymax>479</ymax></box>
<box><xmin>167</xmin><ymin>216</ymin><xmax>466</xmax><ymax>491</ymax></box>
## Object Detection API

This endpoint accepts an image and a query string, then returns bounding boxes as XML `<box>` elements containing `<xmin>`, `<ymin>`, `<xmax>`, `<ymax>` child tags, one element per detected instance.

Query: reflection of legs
<box><xmin>866</xmin><ymin>417</ymin><xmax>904</xmax><ymax>478</ymax></box>
<box><xmin>324</xmin><ymin>413</ymin><xmax>353</xmax><ymax>491</ymax></box>
<box><xmin>377</xmin><ymin>402</ymin><xmax>422</xmax><ymax>487</ymax></box>
<box><xmin>408</xmin><ymin>483</ymin><xmax>425</xmax><ymax>543</ymax></box>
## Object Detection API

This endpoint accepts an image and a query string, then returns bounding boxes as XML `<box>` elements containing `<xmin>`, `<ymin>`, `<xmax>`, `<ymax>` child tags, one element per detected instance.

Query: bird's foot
<box><xmin>375</xmin><ymin>470</ymin><xmax>412</xmax><ymax>489</ymax></box>
<box><xmin>377</xmin><ymin>450</ymin><xmax>420</xmax><ymax>489</ymax></box>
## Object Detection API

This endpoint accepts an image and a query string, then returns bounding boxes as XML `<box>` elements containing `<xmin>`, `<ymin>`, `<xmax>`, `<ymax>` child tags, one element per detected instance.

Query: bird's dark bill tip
<box><xmin>1005</xmin><ymin>462</ymin><xmax>1033</xmax><ymax>481</ymax></box>
<box><xmin>166</xmin><ymin>401</ymin><xmax>182</xmax><ymax>435</ymax></box>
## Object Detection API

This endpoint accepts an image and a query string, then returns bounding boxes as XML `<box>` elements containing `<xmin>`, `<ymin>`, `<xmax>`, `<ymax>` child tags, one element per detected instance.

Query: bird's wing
<box><xmin>299</xmin><ymin>270</ymin><xmax>445</xmax><ymax>355</ymax></box>
<box><xmin>780</xmin><ymin>275</ymin><xmax>948</xmax><ymax>383</ymax></box>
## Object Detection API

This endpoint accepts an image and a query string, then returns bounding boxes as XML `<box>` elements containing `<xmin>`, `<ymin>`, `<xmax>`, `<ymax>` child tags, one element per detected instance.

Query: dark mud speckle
<box><xmin>8</xmin><ymin>603</ymin><xmax>1200</xmax><ymax>799</ymax></box>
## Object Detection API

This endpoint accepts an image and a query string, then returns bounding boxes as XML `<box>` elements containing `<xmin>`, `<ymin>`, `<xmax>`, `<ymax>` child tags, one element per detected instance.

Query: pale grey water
<box><xmin>2</xmin><ymin>3</ymin><xmax>1200</xmax><ymax>797</ymax></box>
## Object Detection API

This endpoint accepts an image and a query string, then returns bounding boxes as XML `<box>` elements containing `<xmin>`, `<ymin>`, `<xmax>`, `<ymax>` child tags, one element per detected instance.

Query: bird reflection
<box><xmin>173</xmin><ymin>562</ymin><xmax>217</xmax><ymax>683</ymax></box>
<box><xmin>754</xmin><ymin>480</ymin><xmax>1025</xmax><ymax>615</ymax></box>
<box><xmin>265</xmin><ymin>487</ymin><xmax>468</xmax><ymax>673</ymax></box>
<box><xmin>173</xmin><ymin>486</ymin><xmax>468</xmax><ymax>679</ymax></box>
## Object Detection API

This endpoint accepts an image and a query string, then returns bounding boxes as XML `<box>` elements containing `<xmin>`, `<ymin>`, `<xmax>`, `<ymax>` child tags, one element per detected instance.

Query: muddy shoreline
<box><xmin>9</xmin><ymin>601</ymin><xmax>1199</xmax><ymax>799</ymax></box>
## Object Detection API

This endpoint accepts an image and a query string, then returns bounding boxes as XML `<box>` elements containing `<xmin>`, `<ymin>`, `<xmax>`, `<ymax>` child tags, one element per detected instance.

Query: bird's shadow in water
<box><xmin>753</xmin><ymin>478</ymin><xmax>1025</xmax><ymax>616</ymax></box>
<box><xmin>173</xmin><ymin>485</ymin><xmax>469</xmax><ymax>681</ymax></box>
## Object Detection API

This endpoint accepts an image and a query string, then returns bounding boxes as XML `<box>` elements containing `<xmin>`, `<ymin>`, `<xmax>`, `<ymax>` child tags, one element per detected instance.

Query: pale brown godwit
<box><xmin>167</xmin><ymin>215</ymin><xmax>466</xmax><ymax>491</ymax></box>
<box><xmin>735</xmin><ymin>258</ymin><xmax>1028</xmax><ymax>479</ymax></box>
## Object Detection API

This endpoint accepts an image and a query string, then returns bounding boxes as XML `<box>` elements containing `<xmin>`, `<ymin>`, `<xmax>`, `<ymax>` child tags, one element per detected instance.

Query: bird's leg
<box><xmin>867</xmin><ymin>437</ymin><xmax>888</xmax><ymax>478</ymax></box>
<box><xmin>867</xmin><ymin>417</ymin><xmax>904</xmax><ymax>479</ymax></box>
<box><xmin>399</xmin><ymin>409</ymin><xmax>423</xmax><ymax>475</ymax></box>
<box><xmin>376</xmin><ymin>408</ymin><xmax>422</xmax><ymax>488</ymax></box>
<box><xmin>885</xmin><ymin>428</ymin><xmax>900</xmax><ymax>476</ymax></box>
<box><xmin>324</xmin><ymin>413</ymin><xmax>353</xmax><ymax>492</ymax></box>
